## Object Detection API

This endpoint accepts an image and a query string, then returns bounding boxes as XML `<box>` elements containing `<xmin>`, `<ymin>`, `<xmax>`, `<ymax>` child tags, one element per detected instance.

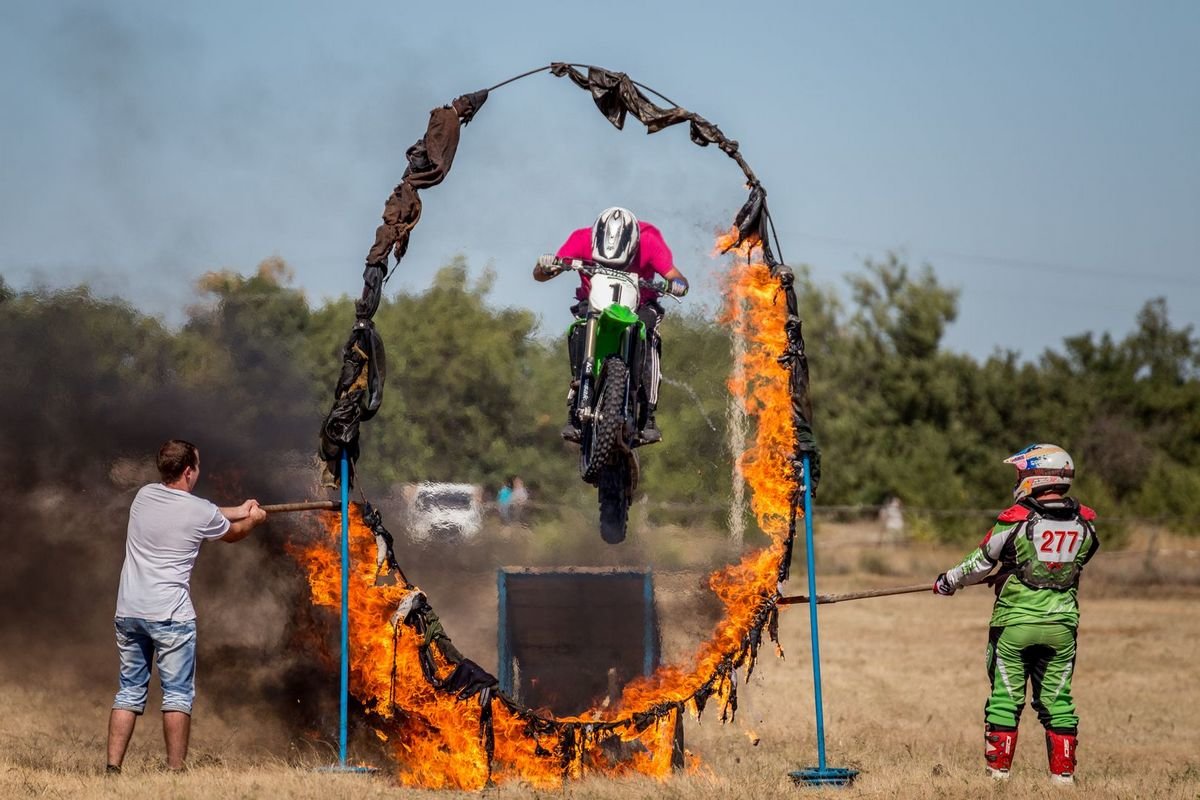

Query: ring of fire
<box><xmin>291</xmin><ymin>64</ymin><xmax>817</xmax><ymax>789</ymax></box>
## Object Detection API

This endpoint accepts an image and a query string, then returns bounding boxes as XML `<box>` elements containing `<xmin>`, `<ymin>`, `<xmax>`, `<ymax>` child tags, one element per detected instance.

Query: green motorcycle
<box><xmin>552</xmin><ymin>257</ymin><xmax>672</xmax><ymax>544</ymax></box>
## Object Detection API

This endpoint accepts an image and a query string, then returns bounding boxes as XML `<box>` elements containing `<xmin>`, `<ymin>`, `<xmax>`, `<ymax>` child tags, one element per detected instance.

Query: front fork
<box><xmin>575</xmin><ymin>315</ymin><xmax>598</xmax><ymax>423</ymax></box>
<box><xmin>626</xmin><ymin>326</ymin><xmax>648</xmax><ymax>447</ymax></box>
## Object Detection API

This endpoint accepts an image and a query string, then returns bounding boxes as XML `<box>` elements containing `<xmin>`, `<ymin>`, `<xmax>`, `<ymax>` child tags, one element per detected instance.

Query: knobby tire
<box><xmin>580</xmin><ymin>357</ymin><xmax>632</xmax><ymax>544</ymax></box>
<box><xmin>598</xmin><ymin>464</ymin><xmax>629</xmax><ymax>544</ymax></box>
<box><xmin>580</xmin><ymin>358</ymin><xmax>628</xmax><ymax>484</ymax></box>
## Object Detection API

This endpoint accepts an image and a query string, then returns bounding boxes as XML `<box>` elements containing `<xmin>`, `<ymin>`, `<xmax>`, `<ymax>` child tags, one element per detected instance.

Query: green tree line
<box><xmin>2</xmin><ymin>255</ymin><xmax>1197</xmax><ymax>540</ymax></box>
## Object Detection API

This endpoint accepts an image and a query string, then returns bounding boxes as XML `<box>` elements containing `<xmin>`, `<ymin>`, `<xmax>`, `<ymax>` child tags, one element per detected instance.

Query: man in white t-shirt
<box><xmin>105</xmin><ymin>439</ymin><xmax>268</xmax><ymax>773</ymax></box>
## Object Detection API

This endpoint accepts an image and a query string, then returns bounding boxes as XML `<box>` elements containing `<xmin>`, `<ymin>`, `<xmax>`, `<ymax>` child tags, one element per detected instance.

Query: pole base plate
<box><xmin>789</xmin><ymin>767</ymin><xmax>859</xmax><ymax>787</ymax></box>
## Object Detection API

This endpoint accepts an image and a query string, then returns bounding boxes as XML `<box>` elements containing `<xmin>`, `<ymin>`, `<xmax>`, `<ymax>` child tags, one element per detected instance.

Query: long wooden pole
<box><xmin>261</xmin><ymin>500</ymin><xmax>341</xmax><ymax>514</ymax></box>
<box><xmin>778</xmin><ymin>582</ymin><xmax>932</xmax><ymax>606</ymax></box>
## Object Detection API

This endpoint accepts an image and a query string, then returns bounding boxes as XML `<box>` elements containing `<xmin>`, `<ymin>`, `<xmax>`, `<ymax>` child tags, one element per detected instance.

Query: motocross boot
<box><xmin>561</xmin><ymin>383</ymin><xmax>581</xmax><ymax>443</ymax></box>
<box><xmin>985</xmin><ymin>726</ymin><xmax>1018</xmax><ymax>780</ymax></box>
<box><xmin>1045</xmin><ymin>730</ymin><xmax>1077</xmax><ymax>785</ymax></box>
<box><xmin>637</xmin><ymin>404</ymin><xmax>662</xmax><ymax>446</ymax></box>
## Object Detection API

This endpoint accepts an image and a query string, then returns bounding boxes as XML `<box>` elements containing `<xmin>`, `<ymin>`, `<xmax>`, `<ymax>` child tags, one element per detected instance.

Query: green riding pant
<box><xmin>985</xmin><ymin>623</ymin><xmax>1077</xmax><ymax>732</ymax></box>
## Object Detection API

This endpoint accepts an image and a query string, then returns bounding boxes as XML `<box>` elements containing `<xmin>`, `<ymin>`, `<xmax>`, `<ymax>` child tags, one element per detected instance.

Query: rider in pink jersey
<box><xmin>534</xmin><ymin>208</ymin><xmax>689</xmax><ymax>445</ymax></box>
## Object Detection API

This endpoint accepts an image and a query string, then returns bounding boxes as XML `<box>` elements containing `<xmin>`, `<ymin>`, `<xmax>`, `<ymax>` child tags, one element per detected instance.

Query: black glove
<box><xmin>933</xmin><ymin>573</ymin><xmax>956</xmax><ymax>596</ymax></box>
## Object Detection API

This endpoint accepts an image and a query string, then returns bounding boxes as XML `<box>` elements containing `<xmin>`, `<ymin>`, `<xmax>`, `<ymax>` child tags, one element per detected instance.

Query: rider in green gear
<box><xmin>933</xmin><ymin>444</ymin><xmax>1100</xmax><ymax>786</ymax></box>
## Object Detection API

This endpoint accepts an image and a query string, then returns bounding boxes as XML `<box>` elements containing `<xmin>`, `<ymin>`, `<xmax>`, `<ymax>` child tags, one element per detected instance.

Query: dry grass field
<box><xmin>2</xmin><ymin>527</ymin><xmax>1198</xmax><ymax>799</ymax></box>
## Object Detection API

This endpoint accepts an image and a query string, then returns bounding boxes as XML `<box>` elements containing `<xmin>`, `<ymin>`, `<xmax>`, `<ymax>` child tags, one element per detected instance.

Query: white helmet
<box><xmin>1004</xmin><ymin>444</ymin><xmax>1074</xmax><ymax>501</ymax></box>
<box><xmin>591</xmin><ymin>207</ymin><xmax>640</xmax><ymax>268</ymax></box>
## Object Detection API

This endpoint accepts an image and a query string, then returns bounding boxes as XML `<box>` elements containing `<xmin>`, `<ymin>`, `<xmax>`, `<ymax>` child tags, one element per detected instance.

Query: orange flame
<box><xmin>717</xmin><ymin>228</ymin><xmax>797</xmax><ymax>539</ymax></box>
<box><xmin>288</xmin><ymin>227</ymin><xmax>799</xmax><ymax>787</ymax></box>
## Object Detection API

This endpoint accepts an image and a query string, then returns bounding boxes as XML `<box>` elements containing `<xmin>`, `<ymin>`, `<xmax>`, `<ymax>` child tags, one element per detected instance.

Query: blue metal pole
<box><xmin>789</xmin><ymin>453</ymin><xmax>856</xmax><ymax>787</ymax></box>
<box><xmin>802</xmin><ymin>453</ymin><xmax>827</xmax><ymax>771</ymax></box>
<box><xmin>497</xmin><ymin>570</ymin><xmax>511</xmax><ymax>695</ymax></box>
<box><xmin>642</xmin><ymin>571</ymin><xmax>657</xmax><ymax>677</ymax></box>
<box><xmin>339</xmin><ymin>449</ymin><xmax>350</xmax><ymax>767</ymax></box>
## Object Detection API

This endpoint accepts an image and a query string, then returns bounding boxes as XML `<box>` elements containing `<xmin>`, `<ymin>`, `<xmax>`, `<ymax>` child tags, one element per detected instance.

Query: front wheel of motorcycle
<box><xmin>579</xmin><ymin>357</ymin><xmax>628</xmax><ymax>484</ymax></box>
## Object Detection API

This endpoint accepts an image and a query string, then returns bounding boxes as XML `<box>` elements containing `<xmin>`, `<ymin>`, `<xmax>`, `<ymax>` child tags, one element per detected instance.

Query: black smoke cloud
<box><xmin>0</xmin><ymin>281</ymin><xmax>337</xmax><ymax>748</ymax></box>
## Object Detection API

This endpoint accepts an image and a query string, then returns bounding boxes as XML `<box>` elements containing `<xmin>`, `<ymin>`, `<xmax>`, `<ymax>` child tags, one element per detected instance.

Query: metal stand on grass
<box><xmin>789</xmin><ymin>453</ymin><xmax>858</xmax><ymax>788</ymax></box>
<box><xmin>317</xmin><ymin>449</ymin><xmax>374</xmax><ymax>774</ymax></box>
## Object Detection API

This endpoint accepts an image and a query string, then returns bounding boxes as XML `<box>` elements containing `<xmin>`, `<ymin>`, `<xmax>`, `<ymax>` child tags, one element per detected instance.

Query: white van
<box><xmin>399</xmin><ymin>482</ymin><xmax>484</xmax><ymax>541</ymax></box>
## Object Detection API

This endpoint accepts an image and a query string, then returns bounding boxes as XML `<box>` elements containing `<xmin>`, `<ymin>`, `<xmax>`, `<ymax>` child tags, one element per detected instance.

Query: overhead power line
<box><xmin>792</xmin><ymin>232</ymin><xmax>1200</xmax><ymax>288</ymax></box>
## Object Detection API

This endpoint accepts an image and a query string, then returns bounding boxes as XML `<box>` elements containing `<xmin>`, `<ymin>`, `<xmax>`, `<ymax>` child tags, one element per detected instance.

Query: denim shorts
<box><xmin>112</xmin><ymin>617</ymin><xmax>197</xmax><ymax>715</ymax></box>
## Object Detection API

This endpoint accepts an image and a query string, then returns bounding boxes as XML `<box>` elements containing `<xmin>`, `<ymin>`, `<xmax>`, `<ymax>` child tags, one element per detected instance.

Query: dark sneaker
<box><xmin>561</xmin><ymin>422</ymin><xmax>582</xmax><ymax>444</ymax></box>
<box><xmin>105</xmin><ymin>765</ymin><xmax>122</xmax><ymax>776</ymax></box>
<box><xmin>637</xmin><ymin>421</ymin><xmax>662</xmax><ymax>446</ymax></box>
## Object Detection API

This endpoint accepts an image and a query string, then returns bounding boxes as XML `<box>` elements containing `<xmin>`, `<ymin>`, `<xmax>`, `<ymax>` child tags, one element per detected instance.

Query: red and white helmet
<box><xmin>591</xmin><ymin>207</ymin><xmax>640</xmax><ymax>268</ymax></box>
<box><xmin>1004</xmin><ymin>443</ymin><xmax>1074</xmax><ymax>501</ymax></box>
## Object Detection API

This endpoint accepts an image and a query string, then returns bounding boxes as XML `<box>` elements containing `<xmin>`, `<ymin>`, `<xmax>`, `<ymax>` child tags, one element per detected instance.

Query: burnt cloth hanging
<box><xmin>318</xmin><ymin>91</ymin><xmax>489</xmax><ymax>486</ymax></box>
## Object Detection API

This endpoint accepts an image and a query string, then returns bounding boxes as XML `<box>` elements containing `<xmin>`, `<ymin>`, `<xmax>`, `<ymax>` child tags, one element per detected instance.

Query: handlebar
<box><xmin>545</xmin><ymin>256</ymin><xmax>674</xmax><ymax>298</ymax></box>
<box><xmin>549</xmin><ymin>256</ymin><xmax>600</xmax><ymax>275</ymax></box>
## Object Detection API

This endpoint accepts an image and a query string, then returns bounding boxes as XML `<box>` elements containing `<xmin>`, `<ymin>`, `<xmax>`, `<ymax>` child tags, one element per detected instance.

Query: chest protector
<box><xmin>1014</xmin><ymin>511</ymin><xmax>1094</xmax><ymax>590</ymax></box>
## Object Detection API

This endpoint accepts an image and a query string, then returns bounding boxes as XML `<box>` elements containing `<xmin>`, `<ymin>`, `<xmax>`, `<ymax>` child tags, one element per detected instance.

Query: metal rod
<box><xmin>261</xmin><ymin>500</ymin><xmax>341</xmax><ymax>514</ymax></box>
<box><xmin>802</xmin><ymin>453</ymin><xmax>828</xmax><ymax>770</ymax></box>
<box><xmin>779</xmin><ymin>582</ymin><xmax>931</xmax><ymax>606</ymax></box>
<box><xmin>485</xmin><ymin>63</ymin><xmax>553</xmax><ymax>93</ymax></box>
<box><xmin>339</xmin><ymin>450</ymin><xmax>350</xmax><ymax>767</ymax></box>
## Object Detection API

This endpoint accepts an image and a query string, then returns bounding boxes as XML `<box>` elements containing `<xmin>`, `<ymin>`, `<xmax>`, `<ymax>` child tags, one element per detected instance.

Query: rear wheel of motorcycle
<box><xmin>598</xmin><ymin>463</ymin><xmax>629</xmax><ymax>544</ymax></box>
<box><xmin>579</xmin><ymin>357</ymin><xmax>628</xmax><ymax>484</ymax></box>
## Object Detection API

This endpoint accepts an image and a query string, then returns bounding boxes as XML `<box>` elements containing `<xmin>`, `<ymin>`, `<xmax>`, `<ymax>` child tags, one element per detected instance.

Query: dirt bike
<box><xmin>550</xmin><ymin>257</ymin><xmax>674</xmax><ymax>544</ymax></box>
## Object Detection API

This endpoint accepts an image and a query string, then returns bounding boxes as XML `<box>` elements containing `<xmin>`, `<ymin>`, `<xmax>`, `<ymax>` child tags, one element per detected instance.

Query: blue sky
<box><xmin>1</xmin><ymin>1</ymin><xmax>1197</xmax><ymax>358</ymax></box>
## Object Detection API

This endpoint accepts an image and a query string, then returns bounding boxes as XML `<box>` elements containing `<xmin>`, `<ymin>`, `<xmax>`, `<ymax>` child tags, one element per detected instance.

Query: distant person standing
<box><xmin>933</xmin><ymin>444</ymin><xmax>1100</xmax><ymax>785</ymax></box>
<box><xmin>509</xmin><ymin>476</ymin><xmax>529</xmax><ymax>525</ymax></box>
<box><xmin>878</xmin><ymin>496</ymin><xmax>905</xmax><ymax>544</ymax></box>
<box><xmin>497</xmin><ymin>480</ymin><xmax>514</xmax><ymax>524</ymax></box>
<box><xmin>106</xmin><ymin>440</ymin><xmax>267</xmax><ymax>773</ymax></box>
